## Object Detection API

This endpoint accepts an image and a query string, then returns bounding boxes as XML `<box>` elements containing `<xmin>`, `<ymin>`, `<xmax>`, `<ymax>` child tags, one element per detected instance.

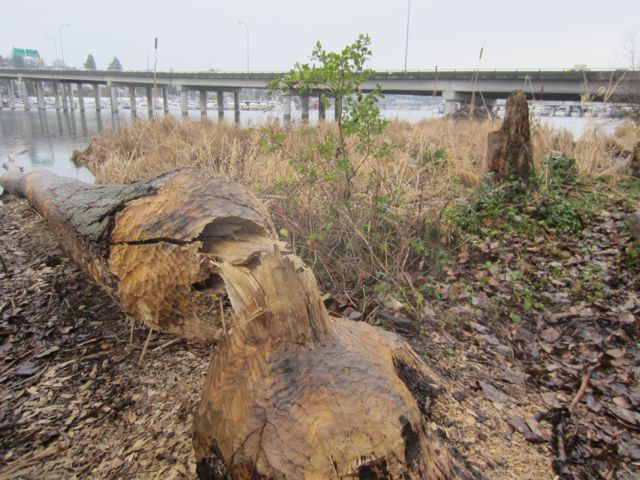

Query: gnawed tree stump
<box><xmin>487</xmin><ymin>90</ymin><xmax>534</xmax><ymax>181</ymax></box>
<box><xmin>194</xmin><ymin>247</ymin><xmax>479</xmax><ymax>479</ymax></box>
<box><xmin>0</xmin><ymin>160</ymin><xmax>275</xmax><ymax>343</ymax></box>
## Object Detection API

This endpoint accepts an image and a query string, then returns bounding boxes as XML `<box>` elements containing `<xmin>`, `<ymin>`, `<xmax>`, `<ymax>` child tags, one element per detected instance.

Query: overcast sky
<box><xmin>3</xmin><ymin>0</ymin><xmax>638</xmax><ymax>72</ymax></box>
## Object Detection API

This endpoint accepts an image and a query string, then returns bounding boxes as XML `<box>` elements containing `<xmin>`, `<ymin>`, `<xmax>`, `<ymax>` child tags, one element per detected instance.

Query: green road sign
<box><xmin>12</xmin><ymin>48</ymin><xmax>39</xmax><ymax>58</ymax></box>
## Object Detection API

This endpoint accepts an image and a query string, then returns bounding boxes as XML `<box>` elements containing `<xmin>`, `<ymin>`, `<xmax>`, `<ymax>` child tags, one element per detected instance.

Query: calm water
<box><xmin>0</xmin><ymin>106</ymin><xmax>626</xmax><ymax>186</ymax></box>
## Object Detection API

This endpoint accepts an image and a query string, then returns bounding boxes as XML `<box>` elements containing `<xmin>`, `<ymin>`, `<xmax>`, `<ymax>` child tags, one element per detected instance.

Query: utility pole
<box><xmin>46</xmin><ymin>36</ymin><xmax>58</xmax><ymax>65</ymax></box>
<box><xmin>153</xmin><ymin>37</ymin><xmax>159</xmax><ymax>112</ymax></box>
<box><xmin>238</xmin><ymin>21</ymin><xmax>250</xmax><ymax>72</ymax></box>
<box><xmin>403</xmin><ymin>0</ymin><xmax>411</xmax><ymax>72</ymax></box>
<box><xmin>59</xmin><ymin>24</ymin><xmax>71</xmax><ymax>67</ymax></box>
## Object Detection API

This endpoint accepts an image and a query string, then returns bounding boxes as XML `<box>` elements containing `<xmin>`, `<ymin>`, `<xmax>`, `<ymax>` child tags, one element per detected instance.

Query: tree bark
<box><xmin>0</xmin><ymin>160</ymin><xmax>275</xmax><ymax>343</ymax></box>
<box><xmin>486</xmin><ymin>90</ymin><xmax>534</xmax><ymax>181</ymax></box>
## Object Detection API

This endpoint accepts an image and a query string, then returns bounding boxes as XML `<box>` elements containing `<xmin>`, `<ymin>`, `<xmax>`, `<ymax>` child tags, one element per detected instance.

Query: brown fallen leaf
<box><xmin>608</xmin><ymin>405</ymin><xmax>640</xmax><ymax>426</ymax></box>
<box><xmin>605</xmin><ymin>348</ymin><xmax>626</xmax><ymax>359</ymax></box>
<box><xmin>501</xmin><ymin>368</ymin><xmax>526</xmax><ymax>385</ymax></box>
<box><xmin>540</xmin><ymin>392</ymin><xmax>561</xmax><ymax>408</ymax></box>
<box><xmin>507</xmin><ymin>417</ymin><xmax>546</xmax><ymax>443</ymax></box>
<box><xmin>540</xmin><ymin>327</ymin><xmax>561</xmax><ymax>343</ymax></box>
<box><xmin>478</xmin><ymin>380</ymin><xmax>508</xmax><ymax>403</ymax></box>
<box><xmin>35</xmin><ymin>345</ymin><xmax>60</xmax><ymax>359</ymax></box>
<box><xmin>15</xmin><ymin>361</ymin><xmax>39</xmax><ymax>377</ymax></box>
<box><xmin>457</xmin><ymin>250</ymin><xmax>470</xmax><ymax>264</ymax></box>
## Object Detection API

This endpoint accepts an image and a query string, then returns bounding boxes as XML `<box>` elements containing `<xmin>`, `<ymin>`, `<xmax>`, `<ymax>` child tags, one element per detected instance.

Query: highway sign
<box><xmin>12</xmin><ymin>48</ymin><xmax>39</xmax><ymax>58</ymax></box>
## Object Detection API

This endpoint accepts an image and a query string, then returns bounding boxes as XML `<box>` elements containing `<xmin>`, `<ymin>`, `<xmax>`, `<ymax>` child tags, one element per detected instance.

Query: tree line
<box><xmin>0</xmin><ymin>53</ymin><xmax>123</xmax><ymax>71</ymax></box>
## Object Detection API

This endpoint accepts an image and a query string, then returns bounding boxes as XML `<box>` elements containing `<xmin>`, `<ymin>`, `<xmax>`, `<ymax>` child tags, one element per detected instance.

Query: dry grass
<box><xmin>75</xmin><ymin>115</ymin><xmax>637</xmax><ymax>297</ymax></box>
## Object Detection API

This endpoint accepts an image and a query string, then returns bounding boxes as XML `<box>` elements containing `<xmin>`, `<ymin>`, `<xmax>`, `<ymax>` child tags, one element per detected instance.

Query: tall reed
<box><xmin>75</xmin><ymin>116</ymin><xmax>635</xmax><ymax>298</ymax></box>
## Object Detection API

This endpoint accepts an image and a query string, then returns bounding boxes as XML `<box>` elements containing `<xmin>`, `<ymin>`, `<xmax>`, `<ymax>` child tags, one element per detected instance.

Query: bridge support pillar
<box><xmin>318</xmin><ymin>93</ymin><xmax>327</xmax><ymax>122</ymax></box>
<box><xmin>7</xmin><ymin>80</ymin><xmax>16</xmax><ymax>110</ymax></box>
<box><xmin>35</xmin><ymin>80</ymin><xmax>46</xmax><ymax>110</ymax></box>
<box><xmin>162</xmin><ymin>87</ymin><xmax>169</xmax><ymax>114</ymax></box>
<box><xmin>318</xmin><ymin>93</ymin><xmax>326</xmax><ymax>121</ymax></box>
<box><xmin>52</xmin><ymin>81</ymin><xmax>61</xmax><ymax>110</ymax></box>
<box><xmin>67</xmin><ymin>84</ymin><xmax>76</xmax><ymax>110</ymax></box>
<box><xmin>20</xmin><ymin>78</ymin><xmax>30</xmax><ymax>111</ymax></box>
<box><xmin>59</xmin><ymin>83</ymin><xmax>68</xmax><ymax>111</ymax></box>
<box><xmin>199</xmin><ymin>90</ymin><xmax>207</xmax><ymax>117</ymax></box>
<box><xmin>442</xmin><ymin>90</ymin><xmax>462</xmax><ymax>115</ymax></box>
<box><xmin>108</xmin><ymin>83</ymin><xmax>119</xmax><ymax>114</ymax></box>
<box><xmin>77</xmin><ymin>83</ymin><xmax>85</xmax><ymax>112</ymax></box>
<box><xmin>179</xmin><ymin>88</ymin><xmax>188</xmax><ymax>117</ymax></box>
<box><xmin>217</xmin><ymin>91</ymin><xmax>224</xmax><ymax>119</ymax></box>
<box><xmin>94</xmin><ymin>84</ymin><xmax>101</xmax><ymax>111</ymax></box>
<box><xmin>146</xmin><ymin>86</ymin><xmax>153</xmax><ymax>117</ymax></box>
<box><xmin>234</xmin><ymin>90</ymin><xmax>240</xmax><ymax>123</ymax></box>
<box><xmin>442</xmin><ymin>90</ymin><xmax>496</xmax><ymax>115</ymax></box>
<box><xmin>283</xmin><ymin>92</ymin><xmax>292</xmax><ymax>124</ymax></box>
<box><xmin>444</xmin><ymin>100</ymin><xmax>459</xmax><ymax>115</ymax></box>
<box><xmin>301</xmin><ymin>93</ymin><xmax>310</xmax><ymax>122</ymax></box>
<box><xmin>129</xmin><ymin>86</ymin><xmax>137</xmax><ymax>118</ymax></box>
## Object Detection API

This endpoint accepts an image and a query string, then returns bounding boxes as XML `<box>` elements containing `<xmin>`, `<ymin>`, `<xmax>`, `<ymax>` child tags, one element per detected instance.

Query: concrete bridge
<box><xmin>0</xmin><ymin>68</ymin><xmax>633</xmax><ymax>121</ymax></box>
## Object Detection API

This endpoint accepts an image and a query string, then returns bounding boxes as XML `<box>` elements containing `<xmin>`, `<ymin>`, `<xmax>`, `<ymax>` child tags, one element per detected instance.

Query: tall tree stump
<box><xmin>486</xmin><ymin>90</ymin><xmax>534</xmax><ymax>181</ymax></box>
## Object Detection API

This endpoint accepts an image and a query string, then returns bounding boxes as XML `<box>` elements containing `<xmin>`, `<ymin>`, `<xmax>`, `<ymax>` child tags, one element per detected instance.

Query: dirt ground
<box><xmin>0</xmin><ymin>195</ymin><xmax>636</xmax><ymax>479</ymax></box>
<box><xmin>0</xmin><ymin>200</ymin><xmax>209</xmax><ymax>479</ymax></box>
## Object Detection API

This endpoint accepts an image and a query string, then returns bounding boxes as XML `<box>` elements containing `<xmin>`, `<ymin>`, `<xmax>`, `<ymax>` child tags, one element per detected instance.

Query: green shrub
<box><xmin>443</xmin><ymin>155</ymin><xmax>595</xmax><ymax>237</ymax></box>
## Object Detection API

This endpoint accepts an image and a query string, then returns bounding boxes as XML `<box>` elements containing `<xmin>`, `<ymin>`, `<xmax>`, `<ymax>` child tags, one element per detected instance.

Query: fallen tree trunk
<box><xmin>0</xmin><ymin>159</ymin><xmax>275</xmax><ymax>343</ymax></box>
<box><xmin>2</xmin><ymin>160</ymin><xmax>479</xmax><ymax>478</ymax></box>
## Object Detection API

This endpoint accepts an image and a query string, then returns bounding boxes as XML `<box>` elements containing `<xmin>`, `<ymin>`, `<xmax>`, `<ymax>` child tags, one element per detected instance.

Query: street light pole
<box><xmin>238</xmin><ymin>21</ymin><xmax>250</xmax><ymax>72</ymax></box>
<box><xmin>403</xmin><ymin>0</ymin><xmax>411</xmax><ymax>72</ymax></box>
<box><xmin>58</xmin><ymin>23</ymin><xmax>71</xmax><ymax>68</ymax></box>
<box><xmin>45</xmin><ymin>36</ymin><xmax>58</xmax><ymax>65</ymax></box>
